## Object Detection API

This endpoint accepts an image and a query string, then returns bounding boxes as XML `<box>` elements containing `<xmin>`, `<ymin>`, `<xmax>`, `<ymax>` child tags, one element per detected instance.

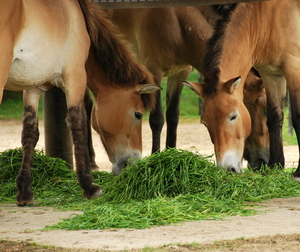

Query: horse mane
<box><xmin>202</xmin><ymin>4</ymin><xmax>238</xmax><ymax>96</ymax></box>
<box><xmin>212</xmin><ymin>4</ymin><xmax>237</xmax><ymax>18</ymax></box>
<box><xmin>77</xmin><ymin>0</ymin><xmax>156</xmax><ymax>111</ymax></box>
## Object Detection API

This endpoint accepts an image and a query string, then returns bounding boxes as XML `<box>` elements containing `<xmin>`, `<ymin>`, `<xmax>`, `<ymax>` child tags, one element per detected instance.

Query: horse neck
<box><xmin>179</xmin><ymin>6</ymin><xmax>222</xmax><ymax>71</ymax></box>
<box><xmin>250</xmin><ymin>0</ymin><xmax>293</xmax><ymax>66</ymax></box>
<box><xmin>216</xmin><ymin>3</ymin><xmax>266</xmax><ymax>83</ymax></box>
<box><xmin>220</xmin><ymin>0</ymin><xmax>288</xmax><ymax>74</ymax></box>
<box><xmin>86</xmin><ymin>50</ymin><xmax>112</xmax><ymax>97</ymax></box>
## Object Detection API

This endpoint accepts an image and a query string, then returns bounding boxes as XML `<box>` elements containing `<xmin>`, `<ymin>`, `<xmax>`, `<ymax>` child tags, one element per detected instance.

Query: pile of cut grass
<box><xmin>1</xmin><ymin>148</ymin><xmax>300</xmax><ymax>230</ymax></box>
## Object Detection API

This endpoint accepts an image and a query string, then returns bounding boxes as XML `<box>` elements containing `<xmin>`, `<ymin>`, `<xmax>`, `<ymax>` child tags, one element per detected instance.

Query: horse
<box><xmin>104</xmin><ymin>6</ymin><xmax>270</xmax><ymax>168</ymax></box>
<box><xmin>1</xmin><ymin>0</ymin><xmax>159</xmax><ymax>206</ymax></box>
<box><xmin>181</xmin><ymin>1</ymin><xmax>294</xmax><ymax>174</ymax></box>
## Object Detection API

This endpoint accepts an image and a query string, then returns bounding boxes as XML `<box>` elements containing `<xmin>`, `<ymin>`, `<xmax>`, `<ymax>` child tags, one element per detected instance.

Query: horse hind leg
<box><xmin>286</xmin><ymin>78</ymin><xmax>300</xmax><ymax>178</ymax></box>
<box><xmin>290</xmin><ymin>95</ymin><xmax>300</xmax><ymax>178</ymax></box>
<box><xmin>16</xmin><ymin>90</ymin><xmax>41</xmax><ymax>206</ymax></box>
<box><xmin>67</xmin><ymin>102</ymin><xmax>101</xmax><ymax>198</ymax></box>
<box><xmin>165</xmin><ymin>67</ymin><xmax>192</xmax><ymax>149</ymax></box>
<box><xmin>261</xmin><ymin>74</ymin><xmax>286</xmax><ymax>168</ymax></box>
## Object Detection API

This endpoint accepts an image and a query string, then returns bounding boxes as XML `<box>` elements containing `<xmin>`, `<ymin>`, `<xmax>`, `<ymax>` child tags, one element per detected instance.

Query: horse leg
<box><xmin>84</xmin><ymin>88</ymin><xmax>99</xmax><ymax>170</ymax></box>
<box><xmin>16</xmin><ymin>89</ymin><xmax>41</xmax><ymax>206</ymax></box>
<box><xmin>66</xmin><ymin>87</ymin><xmax>101</xmax><ymax>199</ymax></box>
<box><xmin>148</xmin><ymin>70</ymin><xmax>164</xmax><ymax>153</ymax></box>
<box><xmin>283</xmin><ymin>66</ymin><xmax>300</xmax><ymax>177</ymax></box>
<box><xmin>261</xmin><ymin>74</ymin><xmax>286</xmax><ymax>168</ymax></box>
<box><xmin>165</xmin><ymin>67</ymin><xmax>192</xmax><ymax>148</ymax></box>
<box><xmin>0</xmin><ymin>2</ymin><xmax>20</xmax><ymax>103</ymax></box>
<box><xmin>289</xmin><ymin>92</ymin><xmax>300</xmax><ymax>177</ymax></box>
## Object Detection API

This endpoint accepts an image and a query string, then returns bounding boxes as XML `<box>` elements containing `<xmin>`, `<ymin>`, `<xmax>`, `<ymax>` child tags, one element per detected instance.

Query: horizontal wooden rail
<box><xmin>93</xmin><ymin>0</ymin><xmax>271</xmax><ymax>9</ymax></box>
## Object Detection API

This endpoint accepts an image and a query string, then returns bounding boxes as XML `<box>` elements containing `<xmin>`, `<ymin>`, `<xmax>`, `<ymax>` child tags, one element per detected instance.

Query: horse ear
<box><xmin>182</xmin><ymin>81</ymin><xmax>204</xmax><ymax>98</ymax></box>
<box><xmin>252</xmin><ymin>79</ymin><xmax>264</xmax><ymax>91</ymax></box>
<box><xmin>136</xmin><ymin>84</ymin><xmax>161</xmax><ymax>94</ymax></box>
<box><xmin>245</xmin><ymin>78</ymin><xmax>264</xmax><ymax>94</ymax></box>
<box><xmin>224</xmin><ymin>77</ymin><xmax>241</xmax><ymax>94</ymax></box>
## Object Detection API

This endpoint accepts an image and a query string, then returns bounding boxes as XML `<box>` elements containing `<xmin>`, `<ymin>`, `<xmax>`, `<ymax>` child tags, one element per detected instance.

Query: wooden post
<box><xmin>43</xmin><ymin>87</ymin><xmax>73</xmax><ymax>168</ymax></box>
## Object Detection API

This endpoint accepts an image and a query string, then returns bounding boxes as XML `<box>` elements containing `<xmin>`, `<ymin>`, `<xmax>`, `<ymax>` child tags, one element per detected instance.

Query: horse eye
<box><xmin>229</xmin><ymin>113</ymin><xmax>238</xmax><ymax>121</ymax></box>
<box><xmin>135</xmin><ymin>112</ymin><xmax>143</xmax><ymax>120</ymax></box>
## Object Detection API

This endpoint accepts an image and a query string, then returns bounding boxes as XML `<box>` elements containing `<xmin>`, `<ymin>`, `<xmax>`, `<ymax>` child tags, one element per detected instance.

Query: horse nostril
<box><xmin>227</xmin><ymin>167</ymin><xmax>237</xmax><ymax>173</ymax></box>
<box><xmin>124</xmin><ymin>160</ymin><xmax>129</xmax><ymax>168</ymax></box>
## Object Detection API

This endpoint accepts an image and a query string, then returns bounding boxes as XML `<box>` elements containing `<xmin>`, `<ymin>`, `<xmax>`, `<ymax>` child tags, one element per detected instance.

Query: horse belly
<box><xmin>6</xmin><ymin>33</ymin><xmax>66</xmax><ymax>92</ymax></box>
<box><xmin>7</xmin><ymin>57</ymin><xmax>61</xmax><ymax>92</ymax></box>
<box><xmin>5</xmin><ymin>0</ymin><xmax>90</xmax><ymax>92</ymax></box>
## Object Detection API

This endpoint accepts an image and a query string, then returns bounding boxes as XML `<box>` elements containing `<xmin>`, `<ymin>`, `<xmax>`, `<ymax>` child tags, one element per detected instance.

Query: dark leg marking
<box><xmin>67</xmin><ymin>105</ymin><xmax>101</xmax><ymax>198</ymax></box>
<box><xmin>16</xmin><ymin>106</ymin><xmax>39</xmax><ymax>206</ymax></box>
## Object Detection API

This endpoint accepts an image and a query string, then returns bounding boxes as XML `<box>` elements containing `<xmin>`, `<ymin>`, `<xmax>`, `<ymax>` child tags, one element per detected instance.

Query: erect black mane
<box><xmin>212</xmin><ymin>4</ymin><xmax>237</xmax><ymax>18</ymax></box>
<box><xmin>202</xmin><ymin>4</ymin><xmax>238</xmax><ymax>96</ymax></box>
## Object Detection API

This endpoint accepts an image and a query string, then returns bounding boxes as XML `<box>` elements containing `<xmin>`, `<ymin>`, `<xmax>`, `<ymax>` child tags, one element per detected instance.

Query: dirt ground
<box><xmin>1</xmin><ymin>119</ymin><xmax>300</xmax><ymax>251</ymax></box>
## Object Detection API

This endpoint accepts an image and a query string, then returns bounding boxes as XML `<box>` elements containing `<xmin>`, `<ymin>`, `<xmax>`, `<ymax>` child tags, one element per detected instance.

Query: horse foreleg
<box><xmin>148</xmin><ymin>70</ymin><xmax>164</xmax><ymax>153</ymax></box>
<box><xmin>165</xmin><ymin>67</ymin><xmax>192</xmax><ymax>149</ymax></box>
<box><xmin>84</xmin><ymin>89</ymin><xmax>99</xmax><ymax>170</ymax></box>
<box><xmin>16</xmin><ymin>90</ymin><xmax>40</xmax><ymax>206</ymax></box>
<box><xmin>67</xmin><ymin>104</ymin><xmax>101</xmax><ymax>198</ymax></box>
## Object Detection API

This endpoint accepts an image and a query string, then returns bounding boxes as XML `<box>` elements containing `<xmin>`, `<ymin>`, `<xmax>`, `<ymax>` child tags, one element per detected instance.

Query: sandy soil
<box><xmin>1</xmin><ymin>119</ymin><xmax>300</xmax><ymax>251</ymax></box>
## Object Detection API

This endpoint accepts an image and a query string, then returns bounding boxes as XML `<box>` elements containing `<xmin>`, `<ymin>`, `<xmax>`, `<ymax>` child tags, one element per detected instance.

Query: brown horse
<box><xmin>104</xmin><ymin>6</ymin><xmax>270</xmax><ymax>168</ymax></box>
<box><xmin>181</xmin><ymin>1</ymin><xmax>293</xmax><ymax>173</ymax></box>
<box><xmin>1</xmin><ymin>0</ymin><xmax>158</xmax><ymax>206</ymax></box>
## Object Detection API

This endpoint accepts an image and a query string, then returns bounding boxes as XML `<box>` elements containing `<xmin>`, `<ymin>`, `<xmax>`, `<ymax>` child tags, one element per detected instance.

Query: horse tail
<box><xmin>77</xmin><ymin>0</ymin><xmax>154</xmax><ymax>87</ymax></box>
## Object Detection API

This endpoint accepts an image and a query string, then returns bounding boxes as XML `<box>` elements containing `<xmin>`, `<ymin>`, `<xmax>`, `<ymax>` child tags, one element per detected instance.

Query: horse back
<box><xmin>235</xmin><ymin>0</ymin><xmax>300</xmax><ymax>67</ymax></box>
<box><xmin>105</xmin><ymin>6</ymin><xmax>221</xmax><ymax>72</ymax></box>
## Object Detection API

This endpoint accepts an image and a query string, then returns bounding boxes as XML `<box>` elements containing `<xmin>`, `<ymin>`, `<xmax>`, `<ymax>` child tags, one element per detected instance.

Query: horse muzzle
<box><xmin>226</xmin><ymin>166</ymin><xmax>243</xmax><ymax>173</ymax></box>
<box><xmin>217</xmin><ymin>150</ymin><xmax>244</xmax><ymax>173</ymax></box>
<box><xmin>111</xmin><ymin>150</ymin><xmax>141</xmax><ymax>175</ymax></box>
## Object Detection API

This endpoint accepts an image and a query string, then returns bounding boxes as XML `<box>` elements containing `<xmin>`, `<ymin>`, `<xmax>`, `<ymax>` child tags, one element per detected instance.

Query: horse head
<box><xmin>91</xmin><ymin>83</ymin><xmax>160</xmax><ymax>175</ymax></box>
<box><xmin>183</xmin><ymin>77</ymin><xmax>251</xmax><ymax>173</ymax></box>
<box><xmin>81</xmin><ymin>2</ymin><xmax>161</xmax><ymax>175</ymax></box>
<box><xmin>243</xmin><ymin>70</ymin><xmax>269</xmax><ymax>169</ymax></box>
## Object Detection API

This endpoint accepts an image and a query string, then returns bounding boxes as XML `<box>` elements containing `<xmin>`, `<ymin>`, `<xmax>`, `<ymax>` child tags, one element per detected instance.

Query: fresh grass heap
<box><xmin>0</xmin><ymin>148</ymin><xmax>76</xmax><ymax>203</ymax></box>
<box><xmin>0</xmin><ymin>148</ymin><xmax>112</xmax><ymax>206</ymax></box>
<box><xmin>1</xmin><ymin>148</ymin><xmax>300</xmax><ymax>230</ymax></box>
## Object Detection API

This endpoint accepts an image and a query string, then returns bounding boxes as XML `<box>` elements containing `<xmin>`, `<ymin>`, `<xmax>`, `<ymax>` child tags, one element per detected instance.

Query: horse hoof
<box><xmin>16</xmin><ymin>198</ymin><xmax>36</xmax><ymax>206</ymax></box>
<box><xmin>90</xmin><ymin>162</ymin><xmax>100</xmax><ymax>171</ymax></box>
<box><xmin>16</xmin><ymin>191</ymin><xmax>35</xmax><ymax>206</ymax></box>
<box><xmin>292</xmin><ymin>176</ymin><xmax>300</xmax><ymax>182</ymax></box>
<box><xmin>92</xmin><ymin>188</ymin><xmax>103</xmax><ymax>198</ymax></box>
<box><xmin>84</xmin><ymin>184</ymin><xmax>102</xmax><ymax>199</ymax></box>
